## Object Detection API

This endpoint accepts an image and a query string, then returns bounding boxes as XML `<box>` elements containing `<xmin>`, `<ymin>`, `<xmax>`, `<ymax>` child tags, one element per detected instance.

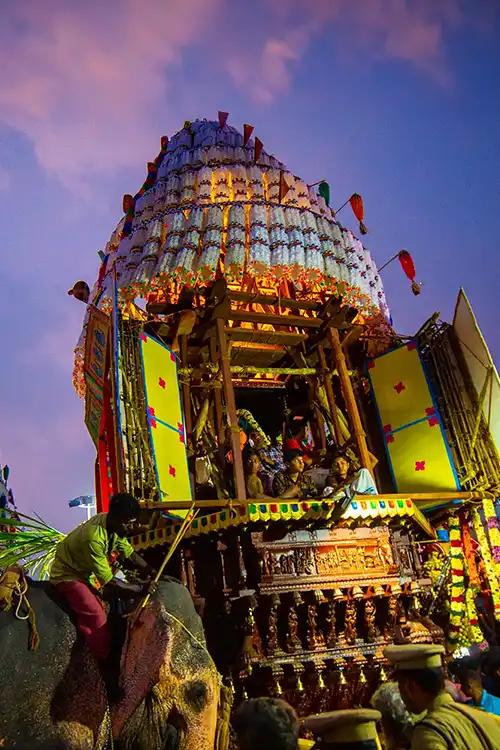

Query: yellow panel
<box><xmin>369</xmin><ymin>344</ymin><xmax>434</xmax><ymax>431</ymax></box>
<box><xmin>386</xmin><ymin>419</ymin><xmax>458</xmax><ymax>493</ymax></box>
<box><xmin>140</xmin><ymin>333</ymin><xmax>191</xmax><ymax>512</ymax></box>
<box><xmin>149</xmin><ymin>420</ymin><xmax>192</xmax><ymax>505</ymax></box>
<box><xmin>141</xmin><ymin>333</ymin><xmax>182</xmax><ymax>429</ymax></box>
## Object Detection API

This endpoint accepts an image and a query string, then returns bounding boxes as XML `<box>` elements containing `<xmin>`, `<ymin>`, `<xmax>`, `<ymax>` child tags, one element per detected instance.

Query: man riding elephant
<box><xmin>0</xmin><ymin>571</ymin><xmax>222</xmax><ymax>749</ymax></box>
<box><xmin>49</xmin><ymin>492</ymin><xmax>156</xmax><ymax>701</ymax></box>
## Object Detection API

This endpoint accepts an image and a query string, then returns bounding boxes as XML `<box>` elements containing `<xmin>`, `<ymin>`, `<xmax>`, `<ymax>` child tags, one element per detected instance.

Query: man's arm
<box><xmin>127</xmin><ymin>552</ymin><xmax>156</xmax><ymax>580</ymax></box>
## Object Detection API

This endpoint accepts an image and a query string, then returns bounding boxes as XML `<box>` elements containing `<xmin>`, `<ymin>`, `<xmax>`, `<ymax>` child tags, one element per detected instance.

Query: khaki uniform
<box><xmin>411</xmin><ymin>691</ymin><xmax>500</xmax><ymax>750</ymax></box>
<box><xmin>303</xmin><ymin>708</ymin><xmax>382</xmax><ymax>749</ymax></box>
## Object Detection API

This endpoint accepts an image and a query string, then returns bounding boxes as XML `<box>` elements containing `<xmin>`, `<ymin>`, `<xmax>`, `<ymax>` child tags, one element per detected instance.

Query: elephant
<box><xmin>0</xmin><ymin>577</ymin><xmax>222</xmax><ymax>750</ymax></box>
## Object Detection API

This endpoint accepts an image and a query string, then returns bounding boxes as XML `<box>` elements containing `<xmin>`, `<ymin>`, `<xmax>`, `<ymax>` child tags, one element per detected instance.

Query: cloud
<box><xmin>223</xmin><ymin>0</ymin><xmax>482</xmax><ymax>102</ymax></box>
<box><xmin>0</xmin><ymin>0</ymin><xmax>220</xmax><ymax>187</ymax></box>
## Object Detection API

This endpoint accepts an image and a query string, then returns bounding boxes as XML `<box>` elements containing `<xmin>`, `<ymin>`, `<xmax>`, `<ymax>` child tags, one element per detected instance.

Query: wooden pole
<box><xmin>328</xmin><ymin>328</ymin><xmax>370</xmax><ymax>468</ymax></box>
<box><xmin>318</xmin><ymin>343</ymin><xmax>343</xmax><ymax>446</ymax></box>
<box><xmin>179</xmin><ymin>335</ymin><xmax>193</xmax><ymax>443</ymax></box>
<box><xmin>215</xmin><ymin>318</ymin><xmax>247</xmax><ymax>502</ymax></box>
<box><xmin>209</xmin><ymin>334</ymin><xmax>225</xmax><ymax>450</ymax></box>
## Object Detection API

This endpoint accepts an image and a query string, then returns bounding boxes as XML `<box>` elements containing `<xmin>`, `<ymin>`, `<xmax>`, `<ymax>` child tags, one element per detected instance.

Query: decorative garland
<box><xmin>465</xmin><ymin>586</ymin><xmax>484</xmax><ymax>645</ymax></box>
<box><xmin>472</xmin><ymin>507</ymin><xmax>500</xmax><ymax>621</ymax></box>
<box><xmin>447</xmin><ymin>515</ymin><xmax>466</xmax><ymax>649</ymax></box>
<box><xmin>483</xmin><ymin>498</ymin><xmax>500</xmax><ymax>565</ymax></box>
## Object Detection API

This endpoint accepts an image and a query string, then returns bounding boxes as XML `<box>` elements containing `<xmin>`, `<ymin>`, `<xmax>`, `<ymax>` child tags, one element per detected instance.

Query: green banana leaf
<box><xmin>0</xmin><ymin>512</ymin><xmax>65</xmax><ymax>580</ymax></box>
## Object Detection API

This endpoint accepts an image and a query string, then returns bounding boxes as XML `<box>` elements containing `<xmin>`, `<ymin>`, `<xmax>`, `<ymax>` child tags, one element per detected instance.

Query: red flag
<box><xmin>147</xmin><ymin>162</ymin><xmax>157</xmax><ymax>174</ymax></box>
<box><xmin>160</xmin><ymin>135</ymin><xmax>169</xmax><ymax>150</ymax></box>
<box><xmin>254</xmin><ymin>137</ymin><xmax>263</xmax><ymax>162</ymax></box>
<box><xmin>122</xmin><ymin>194</ymin><xmax>134</xmax><ymax>213</ymax></box>
<box><xmin>218</xmin><ymin>111</ymin><xmax>229</xmax><ymax>128</ymax></box>
<box><xmin>243</xmin><ymin>123</ymin><xmax>254</xmax><ymax>146</ymax></box>
<box><xmin>279</xmin><ymin>172</ymin><xmax>291</xmax><ymax>202</ymax></box>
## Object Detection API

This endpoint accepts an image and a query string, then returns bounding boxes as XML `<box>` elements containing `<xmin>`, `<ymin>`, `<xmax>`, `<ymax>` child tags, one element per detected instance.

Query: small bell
<box><xmin>352</xmin><ymin>585</ymin><xmax>364</xmax><ymax>600</ymax></box>
<box><xmin>338</xmin><ymin>670</ymin><xmax>347</xmax><ymax>686</ymax></box>
<box><xmin>411</xmin><ymin>280</ymin><xmax>422</xmax><ymax>296</ymax></box>
<box><xmin>359</xmin><ymin>669</ymin><xmax>367</xmax><ymax>685</ymax></box>
<box><xmin>296</xmin><ymin>675</ymin><xmax>304</xmax><ymax>693</ymax></box>
<box><xmin>333</xmin><ymin>588</ymin><xmax>344</xmax><ymax>601</ymax></box>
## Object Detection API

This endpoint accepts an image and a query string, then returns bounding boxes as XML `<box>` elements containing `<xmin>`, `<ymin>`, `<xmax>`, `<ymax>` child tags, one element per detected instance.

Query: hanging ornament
<box><xmin>349</xmin><ymin>193</ymin><xmax>367</xmax><ymax>234</ymax></box>
<box><xmin>243</xmin><ymin>123</ymin><xmax>254</xmax><ymax>146</ymax></box>
<box><xmin>218</xmin><ymin>111</ymin><xmax>229</xmax><ymax>128</ymax></box>
<box><xmin>160</xmin><ymin>135</ymin><xmax>169</xmax><ymax>151</ymax></box>
<box><xmin>398</xmin><ymin>250</ymin><xmax>422</xmax><ymax>296</ymax></box>
<box><xmin>254</xmin><ymin>137</ymin><xmax>263</xmax><ymax>163</ymax></box>
<box><xmin>318</xmin><ymin>181</ymin><xmax>330</xmax><ymax>206</ymax></box>
<box><xmin>68</xmin><ymin>281</ymin><xmax>90</xmax><ymax>303</ymax></box>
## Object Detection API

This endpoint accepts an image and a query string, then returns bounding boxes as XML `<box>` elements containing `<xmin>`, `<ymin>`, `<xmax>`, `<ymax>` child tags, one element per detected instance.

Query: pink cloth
<box><xmin>55</xmin><ymin>580</ymin><xmax>110</xmax><ymax>660</ymax></box>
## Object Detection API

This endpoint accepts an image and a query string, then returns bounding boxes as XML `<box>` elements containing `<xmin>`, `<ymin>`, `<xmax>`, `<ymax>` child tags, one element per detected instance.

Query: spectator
<box><xmin>451</xmin><ymin>656</ymin><xmax>500</xmax><ymax>716</ymax></box>
<box><xmin>233</xmin><ymin>697</ymin><xmax>299</xmax><ymax>750</ymax></box>
<box><xmin>272</xmin><ymin>449</ymin><xmax>319</xmax><ymax>499</ymax></box>
<box><xmin>371</xmin><ymin>681</ymin><xmax>417</xmax><ymax>749</ymax></box>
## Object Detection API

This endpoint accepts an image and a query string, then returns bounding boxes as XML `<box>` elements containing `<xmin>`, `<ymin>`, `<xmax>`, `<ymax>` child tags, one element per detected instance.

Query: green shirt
<box><xmin>50</xmin><ymin>513</ymin><xmax>134</xmax><ymax>586</ymax></box>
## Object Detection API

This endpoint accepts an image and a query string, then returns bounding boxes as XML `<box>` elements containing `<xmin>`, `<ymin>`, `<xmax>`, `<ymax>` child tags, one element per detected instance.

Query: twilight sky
<box><xmin>0</xmin><ymin>0</ymin><xmax>499</xmax><ymax>531</ymax></box>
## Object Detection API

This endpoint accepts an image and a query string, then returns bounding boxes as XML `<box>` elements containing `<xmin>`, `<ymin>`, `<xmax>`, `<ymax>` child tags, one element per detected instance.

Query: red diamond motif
<box><xmin>169</xmin><ymin>465</ymin><xmax>176</xmax><ymax>477</ymax></box>
<box><xmin>394</xmin><ymin>381</ymin><xmax>406</xmax><ymax>394</ymax></box>
<box><xmin>415</xmin><ymin>460</ymin><xmax>426</xmax><ymax>471</ymax></box>
<box><xmin>158</xmin><ymin>377</ymin><xmax>166</xmax><ymax>389</ymax></box>
<box><xmin>150</xmin><ymin>418</ymin><xmax>157</xmax><ymax>429</ymax></box>
<box><xmin>428</xmin><ymin>417</ymin><xmax>438</xmax><ymax>427</ymax></box>
<box><xmin>140</xmin><ymin>333</ymin><xmax>147</xmax><ymax>342</ymax></box>
<box><xmin>386</xmin><ymin>434</ymin><xmax>395</xmax><ymax>444</ymax></box>
<box><xmin>148</xmin><ymin>406</ymin><xmax>155</xmax><ymax>416</ymax></box>
<box><xmin>170</xmin><ymin>352</ymin><xmax>176</xmax><ymax>362</ymax></box>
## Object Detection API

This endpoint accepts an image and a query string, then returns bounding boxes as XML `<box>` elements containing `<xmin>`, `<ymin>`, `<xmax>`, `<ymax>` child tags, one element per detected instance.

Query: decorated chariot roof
<box><xmin>73</xmin><ymin>116</ymin><xmax>390</xmax><ymax>395</ymax></box>
<box><xmin>132</xmin><ymin>496</ymin><xmax>435</xmax><ymax>552</ymax></box>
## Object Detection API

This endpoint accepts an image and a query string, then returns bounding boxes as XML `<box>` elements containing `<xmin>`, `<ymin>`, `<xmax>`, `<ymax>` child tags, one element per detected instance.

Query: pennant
<box><xmin>122</xmin><ymin>194</ymin><xmax>134</xmax><ymax>213</ymax></box>
<box><xmin>160</xmin><ymin>135</ymin><xmax>169</xmax><ymax>151</ymax></box>
<box><xmin>279</xmin><ymin>172</ymin><xmax>291</xmax><ymax>202</ymax></box>
<box><xmin>254</xmin><ymin>137</ymin><xmax>263</xmax><ymax>162</ymax></box>
<box><xmin>218</xmin><ymin>111</ymin><xmax>229</xmax><ymax>128</ymax></box>
<box><xmin>349</xmin><ymin>193</ymin><xmax>368</xmax><ymax>234</ymax></box>
<box><xmin>147</xmin><ymin>162</ymin><xmax>157</xmax><ymax>175</ymax></box>
<box><xmin>318</xmin><ymin>181</ymin><xmax>330</xmax><ymax>206</ymax></box>
<box><xmin>243</xmin><ymin>123</ymin><xmax>254</xmax><ymax>146</ymax></box>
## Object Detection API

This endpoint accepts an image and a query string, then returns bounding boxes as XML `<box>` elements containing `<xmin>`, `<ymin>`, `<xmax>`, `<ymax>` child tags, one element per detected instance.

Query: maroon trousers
<box><xmin>55</xmin><ymin>580</ymin><xmax>110</xmax><ymax>660</ymax></box>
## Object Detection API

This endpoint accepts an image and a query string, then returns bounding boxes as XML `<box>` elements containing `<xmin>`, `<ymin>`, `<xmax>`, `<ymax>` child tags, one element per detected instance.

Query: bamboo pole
<box><xmin>328</xmin><ymin>328</ymin><xmax>370</xmax><ymax>468</ymax></box>
<box><xmin>215</xmin><ymin>318</ymin><xmax>247</xmax><ymax>502</ymax></box>
<box><xmin>318</xmin><ymin>343</ymin><xmax>343</xmax><ymax>445</ymax></box>
<box><xmin>209</xmin><ymin>335</ymin><xmax>225</xmax><ymax>449</ymax></box>
<box><xmin>179</xmin><ymin>335</ymin><xmax>193</xmax><ymax>443</ymax></box>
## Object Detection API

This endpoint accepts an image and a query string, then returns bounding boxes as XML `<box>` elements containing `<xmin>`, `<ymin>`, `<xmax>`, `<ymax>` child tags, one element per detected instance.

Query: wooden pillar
<box><xmin>179</xmin><ymin>335</ymin><xmax>193</xmax><ymax>443</ymax></box>
<box><xmin>209</xmin><ymin>334</ymin><xmax>225</xmax><ymax>450</ymax></box>
<box><xmin>215</xmin><ymin>318</ymin><xmax>247</xmax><ymax>501</ymax></box>
<box><xmin>318</xmin><ymin>343</ymin><xmax>343</xmax><ymax>446</ymax></box>
<box><xmin>328</xmin><ymin>328</ymin><xmax>370</xmax><ymax>468</ymax></box>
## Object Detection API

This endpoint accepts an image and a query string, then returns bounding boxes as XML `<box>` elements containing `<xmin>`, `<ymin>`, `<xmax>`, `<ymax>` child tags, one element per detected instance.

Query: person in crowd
<box><xmin>303</xmin><ymin>708</ymin><xmax>382</xmax><ymax>749</ymax></box>
<box><xmin>50</xmin><ymin>492</ymin><xmax>156</xmax><ymax>700</ymax></box>
<box><xmin>245</xmin><ymin>452</ymin><xmax>273</xmax><ymax>500</ymax></box>
<box><xmin>371</xmin><ymin>681</ymin><xmax>419</xmax><ymax>749</ymax></box>
<box><xmin>481</xmin><ymin>647</ymin><xmax>500</xmax><ymax>697</ymax></box>
<box><xmin>450</xmin><ymin>656</ymin><xmax>500</xmax><ymax>716</ymax></box>
<box><xmin>247</xmin><ymin>430</ymin><xmax>285</xmax><ymax>494</ymax></box>
<box><xmin>233</xmin><ymin>697</ymin><xmax>300</xmax><ymax>750</ymax></box>
<box><xmin>272</xmin><ymin>448</ymin><xmax>319</xmax><ymax>499</ymax></box>
<box><xmin>384</xmin><ymin>643</ymin><xmax>500</xmax><ymax>749</ymax></box>
<box><xmin>324</xmin><ymin>448</ymin><xmax>377</xmax><ymax>500</ymax></box>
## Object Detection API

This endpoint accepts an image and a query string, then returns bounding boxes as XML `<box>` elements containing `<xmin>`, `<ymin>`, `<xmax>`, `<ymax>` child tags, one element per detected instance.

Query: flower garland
<box><xmin>447</xmin><ymin>515</ymin><xmax>466</xmax><ymax>649</ymax></box>
<box><xmin>483</xmin><ymin>498</ymin><xmax>500</xmax><ymax>565</ymax></box>
<box><xmin>465</xmin><ymin>586</ymin><xmax>484</xmax><ymax>645</ymax></box>
<box><xmin>472</xmin><ymin>507</ymin><xmax>500</xmax><ymax>621</ymax></box>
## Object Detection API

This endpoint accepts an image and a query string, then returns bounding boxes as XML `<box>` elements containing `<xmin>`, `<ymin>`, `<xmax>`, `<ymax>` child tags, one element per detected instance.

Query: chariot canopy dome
<box><xmin>73</xmin><ymin>117</ymin><xmax>390</xmax><ymax>394</ymax></box>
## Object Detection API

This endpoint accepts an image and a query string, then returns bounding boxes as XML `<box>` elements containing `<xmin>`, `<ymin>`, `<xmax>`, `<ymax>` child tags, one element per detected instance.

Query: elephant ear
<box><xmin>112</xmin><ymin>600</ymin><xmax>171</xmax><ymax>739</ymax></box>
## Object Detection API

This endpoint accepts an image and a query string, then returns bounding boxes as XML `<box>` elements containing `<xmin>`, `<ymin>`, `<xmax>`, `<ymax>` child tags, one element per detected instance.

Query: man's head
<box><xmin>233</xmin><ymin>697</ymin><xmax>299</xmax><ymax>750</ymax></box>
<box><xmin>249</xmin><ymin>430</ymin><xmax>264</xmax><ymax>449</ymax></box>
<box><xmin>246</xmin><ymin>452</ymin><xmax>261</xmax><ymax>474</ymax></box>
<box><xmin>285</xmin><ymin>449</ymin><xmax>304</xmax><ymax>474</ymax></box>
<box><xmin>107</xmin><ymin>492</ymin><xmax>140</xmax><ymax>536</ymax></box>
<box><xmin>332</xmin><ymin>455</ymin><xmax>350</xmax><ymax>480</ymax></box>
<box><xmin>384</xmin><ymin>644</ymin><xmax>445</xmax><ymax>714</ymax></box>
<box><xmin>449</xmin><ymin>657</ymin><xmax>483</xmax><ymax>703</ymax></box>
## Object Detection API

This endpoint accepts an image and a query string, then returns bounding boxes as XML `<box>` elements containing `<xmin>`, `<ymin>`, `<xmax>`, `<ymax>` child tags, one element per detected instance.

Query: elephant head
<box><xmin>112</xmin><ymin>578</ymin><xmax>222</xmax><ymax>750</ymax></box>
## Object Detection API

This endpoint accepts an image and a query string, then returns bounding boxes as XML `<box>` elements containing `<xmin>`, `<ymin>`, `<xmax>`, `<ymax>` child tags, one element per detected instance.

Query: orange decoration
<box><xmin>218</xmin><ymin>111</ymin><xmax>229</xmax><ymax>128</ymax></box>
<box><xmin>243</xmin><ymin>123</ymin><xmax>254</xmax><ymax>146</ymax></box>
<box><xmin>254</xmin><ymin>137</ymin><xmax>263</xmax><ymax>162</ymax></box>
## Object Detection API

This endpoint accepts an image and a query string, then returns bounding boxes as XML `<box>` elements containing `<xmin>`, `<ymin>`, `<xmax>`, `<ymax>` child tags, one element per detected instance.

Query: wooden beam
<box><xmin>220</xmin><ymin>309</ymin><xmax>323</xmax><ymax>329</ymax></box>
<box><xmin>216</xmin><ymin>318</ymin><xmax>247</xmax><ymax>502</ymax></box>
<box><xmin>209</xmin><ymin>334</ymin><xmax>225</xmax><ymax>450</ymax></box>
<box><xmin>318</xmin><ymin>344</ymin><xmax>343</xmax><ymax>446</ymax></box>
<box><xmin>328</xmin><ymin>328</ymin><xmax>371</xmax><ymax>469</ymax></box>
<box><xmin>227</xmin><ymin>290</ymin><xmax>321</xmax><ymax>311</ymax></box>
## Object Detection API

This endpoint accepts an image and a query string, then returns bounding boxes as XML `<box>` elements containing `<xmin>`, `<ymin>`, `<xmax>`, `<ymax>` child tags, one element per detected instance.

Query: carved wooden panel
<box><xmin>252</xmin><ymin>526</ymin><xmax>403</xmax><ymax>593</ymax></box>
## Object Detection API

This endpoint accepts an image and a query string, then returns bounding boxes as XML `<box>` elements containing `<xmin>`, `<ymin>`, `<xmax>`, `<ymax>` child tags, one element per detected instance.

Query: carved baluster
<box><xmin>324</xmin><ymin>591</ymin><xmax>337</xmax><ymax>648</ymax></box>
<box><xmin>384</xmin><ymin>590</ymin><xmax>398</xmax><ymax>638</ymax></box>
<box><xmin>306</xmin><ymin>593</ymin><xmax>326</xmax><ymax>650</ymax></box>
<box><xmin>286</xmin><ymin>593</ymin><xmax>302</xmax><ymax>653</ymax></box>
<box><xmin>180</xmin><ymin>548</ymin><xmax>188</xmax><ymax>588</ymax></box>
<box><xmin>217</xmin><ymin>540</ymin><xmax>231</xmax><ymax>595</ymax></box>
<box><xmin>344</xmin><ymin>596</ymin><xmax>357</xmax><ymax>645</ymax></box>
<box><xmin>364</xmin><ymin>597</ymin><xmax>379</xmax><ymax>642</ymax></box>
<box><xmin>265</xmin><ymin>594</ymin><xmax>280</xmax><ymax>656</ymax></box>
<box><xmin>236</xmin><ymin>531</ymin><xmax>248</xmax><ymax>592</ymax></box>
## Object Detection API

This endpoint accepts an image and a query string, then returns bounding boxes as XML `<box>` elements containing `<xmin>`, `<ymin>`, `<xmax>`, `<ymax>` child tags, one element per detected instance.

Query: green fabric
<box><xmin>49</xmin><ymin>513</ymin><xmax>134</xmax><ymax>586</ymax></box>
<box><xmin>318</xmin><ymin>181</ymin><xmax>330</xmax><ymax>206</ymax></box>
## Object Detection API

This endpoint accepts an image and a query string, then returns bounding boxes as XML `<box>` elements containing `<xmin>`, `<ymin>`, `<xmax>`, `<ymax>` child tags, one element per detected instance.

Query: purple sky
<box><xmin>0</xmin><ymin>0</ymin><xmax>499</xmax><ymax>531</ymax></box>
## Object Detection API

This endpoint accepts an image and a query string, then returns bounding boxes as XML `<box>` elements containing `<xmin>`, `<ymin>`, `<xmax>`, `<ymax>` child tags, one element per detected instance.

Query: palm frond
<box><xmin>0</xmin><ymin>511</ymin><xmax>65</xmax><ymax>579</ymax></box>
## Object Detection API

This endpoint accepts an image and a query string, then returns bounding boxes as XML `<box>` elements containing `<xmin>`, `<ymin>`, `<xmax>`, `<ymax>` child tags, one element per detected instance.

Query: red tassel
<box><xmin>349</xmin><ymin>193</ymin><xmax>364</xmax><ymax>222</ymax></box>
<box><xmin>243</xmin><ymin>123</ymin><xmax>254</xmax><ymax>146</ymax></box>
<box><xmin>254</xmin><ymin>137</ymin><xmax>263</xmax><ymax>162</ymax></box>
<box><xmin>359</xmin><ymin>221</ymin><xmax>368</xmax><ymax>235</ymax></box>
<box><xmin>218</xmin><ymin>111</ymin><xmax>229</xmax><ymax>128</ymax></box>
